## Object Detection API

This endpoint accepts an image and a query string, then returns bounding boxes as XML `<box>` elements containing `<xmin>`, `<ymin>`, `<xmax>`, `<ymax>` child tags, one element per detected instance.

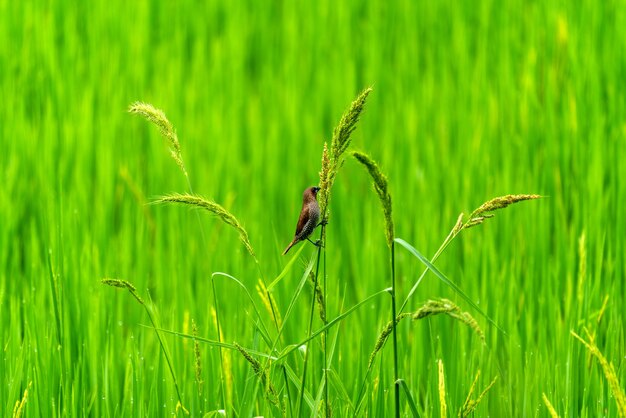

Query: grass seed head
<box><xmin>450</xmin><ymin>311</ymin><xmax>485</xmax><ymax>342</ymax></box>
<box><xmin>331</xmin><ymin>87</ymin><xmax>372</xmax><ymax>160</ymax></box>
<box><xmin>307</xmin><ymin>270</ymin><xmax>326</xmax><ymax>323</ymax></box>
<box><xmin>367</xmin><ymin>313</ymin><xmax>411</xmax><ymax>370</ymax></box>
<box><xmin>155</xmin><ymin>193</ymin><xmax>256</xmax><ymax>259</ymax></box>
<box><xmin>101</xmin><ymin>278</ymin><xmax>144</xmax><ymax>305</ymax></box>
<box><xmin>191</xmin><ymin>319</ymin><xmax>204</xmax><ymax>395</ymax></box>
<box><xmin>256</xmin><ymin>280</ymin><xmax>282</xmax><ymax>329</ymax></box>
<box><xmin>318</xmin><ymin>143</ymin><xmax>331</xmax><ymax>211</ymax></box>
<box><xmin>413</xmin><ymin>299</ymin><xmax>459</xmax><ymax>319</ymax></box>
<box><xmin>128</xmin><ymin>102</ymin><xmax>187</xmax><ymax>177</ymax></box>
<box><xmin>318</xmin><ymin>88</ymin><xmax>372</xmax><ymax>216</ymax></box>
<box><xmin>413</xmin><ymin>299</ymin><xmax>484</xmax><ymax>342</ymax></box>
<box><xmin>465</xmin><ymin>194</ymin><xmax>541</xmax><ymax>229</ymax></box>
<box><xmin>352</xmin><ymin>151</ymin><xmax>394</xmax><ymax>248</ymax></box>
<box><xmin>233</xmin><ymin>342</ymin><xmax>280</xmax><ymax>408</ymax></box>
<box><xmin>101</xmin><ymin>278</ymin><xmax>136</xmax><ymax>291</ymax></box>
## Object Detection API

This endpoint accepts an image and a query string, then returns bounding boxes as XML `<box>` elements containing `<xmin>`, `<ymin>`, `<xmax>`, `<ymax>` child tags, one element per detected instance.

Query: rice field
<box><xmin>1</xmin><ymin>1</ymin><xmax>625</xmax><ymax>417</ymax></box>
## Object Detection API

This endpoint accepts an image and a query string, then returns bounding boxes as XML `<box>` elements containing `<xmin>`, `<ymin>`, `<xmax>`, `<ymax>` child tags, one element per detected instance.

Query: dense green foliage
<box><xmin>1</xmin><ymin>1</ymin><xmax>625</xmax><ymax>416</ymax></box>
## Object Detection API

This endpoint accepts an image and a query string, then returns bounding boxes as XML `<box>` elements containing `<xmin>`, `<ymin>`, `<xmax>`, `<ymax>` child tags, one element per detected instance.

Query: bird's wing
<box><xmin>293</xmin><ymin>204</ymin><xmax>310</xmax><ymax>237</ymax></box>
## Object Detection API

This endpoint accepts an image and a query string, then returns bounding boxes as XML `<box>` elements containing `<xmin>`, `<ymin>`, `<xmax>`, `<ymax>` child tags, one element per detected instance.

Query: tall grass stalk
<box><xmin>399</xmin><ymin>194</ymin><xmax>541</xmax><ymax>314</ymax></box>
<box><xmin>129</xmin><ymin>102</ymin><xmax>231</xmax><ymax>412</ymax></box>
<box><xmin>296</xmin><ymin>88</ymin><xmax>372</xmax><ymax>417</ymax></box>
<box><xmin>351</xmin><ymin>151</ymin><xmax>399</xmax><ymax>418</ymax></box>
<box><xmin>132</xmin><ymin>101</ymin><xmax>286</xmax><ymax>411</ymax></box>
<box><xmin>128</xmin><ymin>102</ymin><xmax>190</xmax><ymax>187</ymax></box>
<box><xmin>210</xmin><ymin>278</ymin><xmax>228</xmax><ymax>411</ymax></box>
<box><xmin>354</xmin><ymin>194</ymin><xmax>539</xmax><ymax>414</ymax></box>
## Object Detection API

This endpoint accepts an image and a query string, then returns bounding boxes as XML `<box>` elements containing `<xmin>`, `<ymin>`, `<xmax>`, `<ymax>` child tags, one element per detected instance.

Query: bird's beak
<box><xmin>313</xmin><ymin>187</ymin><xmax>321</xmax><ymax>193</ymax></box>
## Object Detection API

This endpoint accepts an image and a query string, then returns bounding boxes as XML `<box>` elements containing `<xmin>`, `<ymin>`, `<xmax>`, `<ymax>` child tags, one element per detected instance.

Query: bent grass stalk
<box><xmin>155</xmin><ymin>192</ymin><xmax>283</xmax><ymax>414</ymax></box>
<box><xmin>367</xmin><ymin>299</ymin><xmax>485</xmax><ymax>370</ymax></box>
<box><xmin>124</xmin><ymin>98</ymin><xmax>539</xmax><ymax>416</ymax></box>
<box><xmin>101</xmin><ymin>278</ymin><xmax>189</xmax><ymax>415</ymax></box>
<box><xmin>296</xmin><ymin>87</ymin><xmax>372</xmax><ymax>417</ymax></box>
<box><xmin>130</xmin><ymin>102</ymin><xmax>236</xmax><ymax>411</ymax></box>
<box><xmin>399</xmin><ymin>194</ymin><xmax>541</xmax><ymax>315</ymax></box>
<box><xmin>156</xmin><ymin>193</ymin><xmax>285</xmax><ymax>407</ymax></box>
<box><xmin>131</xmin><ymin>102</ymin><xmax>283</xmax><ymax>410</ymax></box>
<box><xmin>355</xmin><ymin>196</ymin><xmax>538</xmax><ymax>415</ymax></box>
<box><xmin>412</xmin><ymin>299</ymin><xmax>485</xmax><ymax>342</ymax></box>
<box><xmin>351</xmin><ymin>151</ymin><xmax>400</xmax><ymax>418</ymax></box>
<box><xmin>154</xmin><ymin>193</ymin><xmax>256</xmax><ymax>260</ymax></box>
<box><xmin>358</xmin><ymin>298</ymin><xmax>486</xmax><ymax>413</ymax></box>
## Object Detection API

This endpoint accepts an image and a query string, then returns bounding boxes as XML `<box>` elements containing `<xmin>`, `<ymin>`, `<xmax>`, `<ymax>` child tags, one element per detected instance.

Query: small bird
<box><xmin>282</xmin><ymin>186</ymin><xmax>322</xmax><ymax>255</ymax></box>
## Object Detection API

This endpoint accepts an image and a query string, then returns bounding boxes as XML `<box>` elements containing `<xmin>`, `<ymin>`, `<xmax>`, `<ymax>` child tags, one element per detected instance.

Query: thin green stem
<box><xmin>143</xmin><ymin>292</ymin><xmax>187</xmax><ymax>414</ymax></box>
<box><xmin>398</xmin><ymin>224</ymin><xmax>459</xmax><ymax>315</ymax></box>
<box><xmin>278</xmin><ymin>288</ymin><xmax>388</xmax><ymax>362</ymax></box>
<box><xmin>391</xmin><ymin>243</ymin><xmax>400</xmax><ymax>418</ymax></box>
<box><xmin>282</xmin><ymin>365</ymin><xmax>294</xmax><ymax>418</ymax></box>
<box><xmin>296</xmin><ymin>224</ymin><xmax>325</xmax><ymax>417</ymax></box>
<box><xmin>211</xmin><ymin>278</ymin><xmax>228</xmax><ymax>412</ymax></box>
<box><xmin>354</xmin><ymin>225</ymin><xmax>459</xmax><ymax>416</ymax></box>
<box><xmin>146</xmin><ymin>314</ymin><xmax>183</xmax><ymax>408</ymax></box>
<box><xmin>323</xmin><ymin>234</ymin><xmax>329</xmax><ymax>417</ymax></box>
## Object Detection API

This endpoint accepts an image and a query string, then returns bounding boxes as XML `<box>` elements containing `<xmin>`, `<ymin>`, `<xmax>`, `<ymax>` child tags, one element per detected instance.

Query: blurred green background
<box><xmin>1</xmin><ymin>0</ymin><xmax>625</xmax><ymax>416</ymax></box>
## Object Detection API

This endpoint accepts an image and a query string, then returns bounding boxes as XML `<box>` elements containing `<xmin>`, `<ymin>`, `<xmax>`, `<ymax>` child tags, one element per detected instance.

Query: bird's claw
<box><xmin>318</xmin><ymin>218</ymin><xmax>329</xmax><ymax>227</ymax></box>
<box><xmin>307</xmin><ymin>238</ymin><xmax>324</xmax><ymax>248</ymax></box>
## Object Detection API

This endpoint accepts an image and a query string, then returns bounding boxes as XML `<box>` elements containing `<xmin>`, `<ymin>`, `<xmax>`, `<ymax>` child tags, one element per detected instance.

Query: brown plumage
<box><xmin>282</xmin><ymin>186</ymin><xmax>321</xmax><ymax>255</ymax></box>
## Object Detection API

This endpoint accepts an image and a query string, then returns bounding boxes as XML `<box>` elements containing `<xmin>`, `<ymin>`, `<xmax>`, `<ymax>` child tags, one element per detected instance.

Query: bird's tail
<box><xmin>282</xmin><ymin>239</ymin><xmax>297</xmax><ymax>255</ymax></box>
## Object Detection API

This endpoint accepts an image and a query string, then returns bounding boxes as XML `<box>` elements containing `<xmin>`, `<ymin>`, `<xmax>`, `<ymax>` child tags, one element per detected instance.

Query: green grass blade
<box><xmin>283</xmin><ymin>363</ymin><xmax>315</xmax><ymax>411</ymax></box>
<box><xmin>277</xmin><ymin>288</ymin><xmax>388</xmax><ymax>361</ymax></box>
<box><xmin>142</xmin><ymin>325</ymin><xmax>277</xmax><ymax>359</ymax></box>
<box><xmin>46</xmin><ymin>252</ymin><xmax>63</xmax><ymax>346</ymax></box>
<box><xmin>268</xmin><ymin>244</ymin><xmax>306</xmax><ymax>290</ymax></box>
<box><xmin>328</xmin><ymin>368</ymin><xmax>354</xmax><ymax>410</ymax></box>
<box><xmin>278</xmin><ymin>256</ymin><xmax>316</xmax><ymax>336</ymax></box>
<box><xmin>211</xmin><ymin>272</ymin><xmax>272</xmax><ymax>346</ymax></box>
<box><xmin>394</xmin><ymin>238</ymin><xmax>505</xmax><ymax>334</ymax></box>
<box><xmin>397</xmin><ymin>379</ymin><xmax>420</xmax><ymax>418</ymax></box>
